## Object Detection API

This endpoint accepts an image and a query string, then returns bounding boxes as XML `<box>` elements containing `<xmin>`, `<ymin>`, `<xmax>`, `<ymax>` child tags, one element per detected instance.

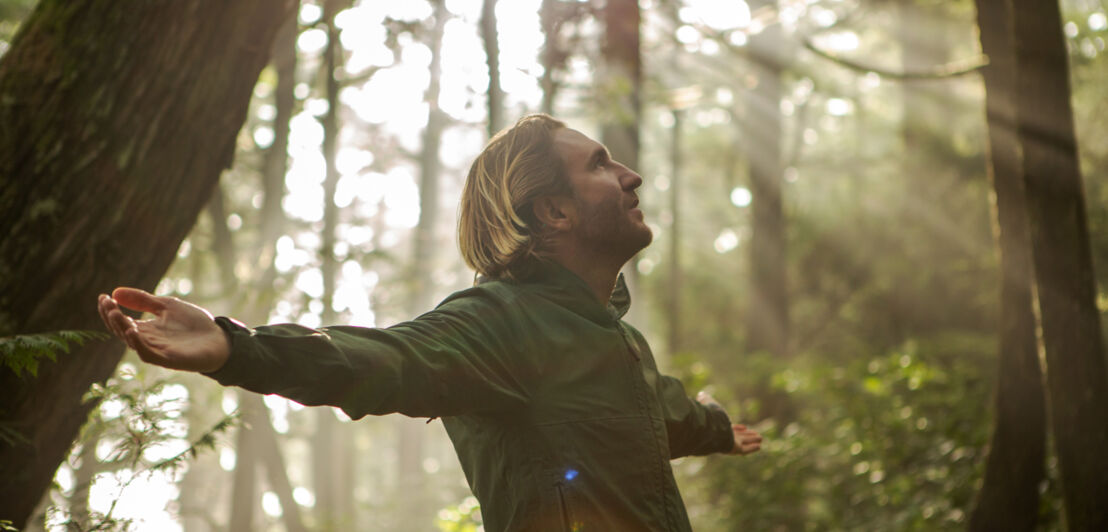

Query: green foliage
<box><xmin>0</xmin><ymin>330</ymin><xmax>109</xmax><ymax>378</ymax></box>
<box><xmin>46</xmin><ymin>368</ymin><xmax>239</xmax><ymax>532</ymax></box>
<box><xmin>435</xmin><ymin>496</ymin><xmax>482</xmax><ymax>532</ymax></box>
<box><xmin>673</xmin><ymin>338</ymin><xmax>1002</xmax><ymax>530</ymax></box>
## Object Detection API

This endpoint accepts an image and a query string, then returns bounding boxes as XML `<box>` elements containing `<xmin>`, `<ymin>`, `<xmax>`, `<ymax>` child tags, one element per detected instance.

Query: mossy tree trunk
<box><xmin>0</xmin><ymin>0</ymin><xmax>295</xmax><ymax>527</ymax></box>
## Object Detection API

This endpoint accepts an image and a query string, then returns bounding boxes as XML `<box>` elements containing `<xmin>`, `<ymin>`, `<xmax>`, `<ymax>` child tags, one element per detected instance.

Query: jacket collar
<box><xmin>480</xmin><ymin>260</ymin><xmax>631</xmax><ymax>324</ymax></box>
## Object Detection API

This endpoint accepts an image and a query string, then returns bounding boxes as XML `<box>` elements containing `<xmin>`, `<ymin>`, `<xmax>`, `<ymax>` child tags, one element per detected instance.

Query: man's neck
<box><xmin>549</xmin><ymin>248</ymin><xmax>625</xmax><ymax>304</ymax></box>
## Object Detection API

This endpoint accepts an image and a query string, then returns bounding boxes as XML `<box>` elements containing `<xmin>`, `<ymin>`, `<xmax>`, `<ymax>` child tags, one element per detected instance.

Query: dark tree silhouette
<box><xmin>968</xmin><ymin>1</ymin><xmax>1046</xmax><ymax>529</ymax></box>
<box><xmin>1010</xmin><ymin>0</ymin><xmax>1108</xmax><ymax>529</ymax></box>
<box><xmin>0</xmin><ymin>0</ymin><xmax>295</xmax><ymax>526</ymax></box>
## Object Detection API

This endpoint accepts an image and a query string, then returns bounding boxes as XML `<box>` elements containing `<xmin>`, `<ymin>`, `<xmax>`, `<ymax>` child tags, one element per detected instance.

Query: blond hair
<box><xmin>459</xmin><ymin>114</ymin><xmax>570</xmax><ymax>280</ymax></box>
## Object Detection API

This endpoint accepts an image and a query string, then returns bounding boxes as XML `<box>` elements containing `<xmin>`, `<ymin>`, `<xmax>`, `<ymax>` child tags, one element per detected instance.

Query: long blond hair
<box><xmin>458</xmin><ymin>114</ymin><xmax>569</xmax><ymax>280</ymax></box>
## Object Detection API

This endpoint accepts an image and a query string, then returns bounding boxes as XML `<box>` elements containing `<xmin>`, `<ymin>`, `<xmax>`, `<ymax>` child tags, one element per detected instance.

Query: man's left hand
<box><xmin>696</xmin><ymin>391</ymin><xmax>763</xmax><ymax>456</ymax></box>
<box><xmin>729</xmin><ymin>424</ymin><xmax>762</xmax><ymax>455</ymax></box>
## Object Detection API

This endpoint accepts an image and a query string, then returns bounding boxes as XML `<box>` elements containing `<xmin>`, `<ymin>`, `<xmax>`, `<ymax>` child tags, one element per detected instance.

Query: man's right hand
<box><xmin>97</xmin><ymin>287</ymin><xmax>231</xmax><ymax>373</ymax></box>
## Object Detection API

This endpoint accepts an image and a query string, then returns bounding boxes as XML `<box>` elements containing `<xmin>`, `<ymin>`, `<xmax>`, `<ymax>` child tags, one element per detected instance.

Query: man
<box><xmin>98</xmin><ymin>114</ymin><xmax>762</xmax><ymax>530</ymax></box>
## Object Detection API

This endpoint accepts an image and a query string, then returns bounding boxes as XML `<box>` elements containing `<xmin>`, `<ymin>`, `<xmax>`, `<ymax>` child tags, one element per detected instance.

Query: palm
<box><xmin>98</xmin><ymin>288</ymin><xmax>229</xmax><ymax>372</ymax></box>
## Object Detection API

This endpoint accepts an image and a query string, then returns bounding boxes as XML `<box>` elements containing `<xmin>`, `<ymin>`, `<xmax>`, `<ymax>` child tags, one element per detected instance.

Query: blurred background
<box><xmin>2</xmin><ymin>0</ymin><xmax>1107</xmax><ymax>530</ymax></box>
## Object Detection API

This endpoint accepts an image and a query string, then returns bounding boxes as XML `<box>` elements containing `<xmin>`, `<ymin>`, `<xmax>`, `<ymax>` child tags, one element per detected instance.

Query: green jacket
<box><xmin>208</xmin><ymin>261</ymin><xmax>734</xmax><ymax>531</ymax></box>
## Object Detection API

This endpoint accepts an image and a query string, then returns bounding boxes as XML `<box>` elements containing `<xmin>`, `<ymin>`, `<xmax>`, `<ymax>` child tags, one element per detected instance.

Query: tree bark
<box><xmin>479</xmin><ymin>0</ymin><xmax>504</xmax><ymax>137</ymax></box>
<box><xmin>0</xmin><ymin>0</ymin><xmax>295</xmax><ymax>527</ymax></box>
<box><xmin>968</xmin><ymin>1</ymin><xmax>1047</xmax><ymax>529</ymax></box>
<box><xmin>1010</xmin><ymin>1</ymin><xmax>1108</xmax><ymax>529</ymax></box>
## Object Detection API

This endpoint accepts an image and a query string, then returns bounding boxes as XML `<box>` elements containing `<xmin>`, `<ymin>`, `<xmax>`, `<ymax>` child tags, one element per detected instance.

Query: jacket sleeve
<box><xmin>203</xmin><ymin>287</ymin><xmax>530</xmax><ymax>419</ymax></box>
<box><xmin>657</xmin><ymin>374</ymin><xmax>735</xmax><ymax>458</ymax></box>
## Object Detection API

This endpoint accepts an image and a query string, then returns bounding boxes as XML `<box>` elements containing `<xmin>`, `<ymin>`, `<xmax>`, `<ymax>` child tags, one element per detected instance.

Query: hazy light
<box><xmin>730</xmin><ymin>187</ymin><xmax>752</xmax><ymax>207</ymax></box>
<box><xmin>714</xmin><ymin>228</ymin><xmax>739</xmax><ymax>253</ymax></box>
<box><xmin>676</xmin><ymin>25</ymin><xmax>700</xmax><ymax>44</ymax></box>
<box><xmin>262</xmin><ymin>492</ymin><xmax>283</xmax><ymax>517</ymax></box>
<box><xmin>827</xmin><ymin>98</ymin><xmax>854</xmax><ymax>116</ymax></box>
<box><xmin>729</xmin><ymin>31</ymin><xmax>748</xmax><ymax>46</ymax></box>
<box><xmin>220</xmin><ymin>448</ymin><xmax>236</xmax><ymax>471</ymax></box>
<box><xmin>818</xmin><ymin>31</ymin><xmax>859</xmax><ymax>52</ymax></box>
<box><xmin>296</xmin><ymin>269</ymin><xmax>325</xmax><ymax>299</ymax></box>
<box><xmin>298</xmin><ymin>28</ymin><xmax>328</xmax><ymax>54</ymax></box>
<box><xmin>294</xmin><ymin>487</ymin><xmax>316</xmax><ymax>507</ymax></box>
<box><xmin>637</xmin><ymin>258</ymin><xmax>656</xmax><ymax>275</ymax></box>
<box><xmin>89</xmin><ymin>470</ymin><xmax>183</xmax><ymax>532</ymax></box>
<box><xmin>299</xmin><ymin>3</ymin><xmax>322</xmax><ymax>24</ymax></box>
<box><xmin>811</xmin><ymin>6</ymin><xmax>838</xmax><ymax>27</ymax></box>
<box><xmin>687</xmin><ymin>0</ymin><xmax>751</xmax><ymax>31</ymax></box>
<box><xmin>1065</xmin><ymin>21</ymin><xmax>1079</xmax><ymax>38</ymax></box>
<box><xmin>254</xmin><ymin>126</ymin><xmax>275</xmax><ymax>148</ymax></box>
<box><xmin>382</xmin><ymin>167</ymin><xmax>421</xmax><ymax>228</ymax></box>
<box><xmin>385</xmin><ymin>0</ymin><xmax>432</xmax><ymax>21</ymax></box>
<box><xmin>1090</xmin><ymin>13</ymin><xmax>1107</xmax><ymax>31</ymax></box>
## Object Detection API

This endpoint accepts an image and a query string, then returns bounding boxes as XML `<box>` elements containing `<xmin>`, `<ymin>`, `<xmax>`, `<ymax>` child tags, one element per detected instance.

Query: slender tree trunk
<box><xmin>1010</xmin><ymin>1</ymin><xmax>1108</xmax><ymax>529</ymax></box>
<box><xmin>539</xmin><ymin>0</ymin><xmax>560</xmax><ymax>115</ymax></box>
<box><xmin>968</xmin><ymin>1</ymin><xmax>1047</xmax><ymax>529</ymax></box>
<box><xmin>253</xmin><ymin>394</ymin><xmax>309</xmax><ymax>532</ymax></box>
<box><xmin>0</xmin><ymin>1</ymin><xmax>295</xmax><ymax>526</ymax></box>
<box><xmin>229</xmin><ymin>391</ymin><xmax>260</xmax><ymax>532</ymax></box>
<box><xmin>314</xmin><ymin>2</ymin><xmax>354</xmax><ymax>529</ymax></box>
<box><xmin>744</xmin><ymin>0</ymin><xmax>788</xmax><ymax>362</ymax></box>
<box><xmin>396</xmin><ymin>3</ymin><xmax>449</xmax><ymax>530</ymax></box>
<box><xmin>480</xmin><ymin>0</ymin><xmax>504</xmax><ymax>136</ymax></box>
<box><xmin>667</xmin><ymin>108</ymin><xmax>683</xmax><ymax>356</ymax></box>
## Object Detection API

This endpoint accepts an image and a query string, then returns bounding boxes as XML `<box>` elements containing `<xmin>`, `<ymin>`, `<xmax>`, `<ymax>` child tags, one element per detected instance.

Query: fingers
<box><xmin>98</xmin><ymin>294</ymin><xmax>134</xmax><ymax>340</ymax></box>
<box><xmin>731</xmin><ymin>424</ymin><xmax>763</xmax><ymax>455</ymax></box>
<box><xmin>112</xmin><ymin>287</ymin><xmax>167</xmax><ymax>315</ymax></box>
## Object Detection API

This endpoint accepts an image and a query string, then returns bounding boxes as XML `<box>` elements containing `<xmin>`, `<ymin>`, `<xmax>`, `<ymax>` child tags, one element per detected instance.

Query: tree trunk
<box><xmin>1010</xmin><ymin>1</ymin><xmax>1108</xmax><ymax>529</ymax></box>
<box><xmin>229</xmin><ymin>391</ymin><xmax>260</xmax><ymax>532</ymax></box>
<box><xmin>539</xmin><ymin>0</ymin><xmax>561</xmax><ymax>115</ymax></box>
<box><xmin>744</xmin><ymin>0</ymin><xmax>788</xmax><ymax>361</ymax></box>
<box><xmin>600</xmin><ymin>0</ymin><xmax>644</xmax><ymax>327</ymax></box>
<box><xmin>314</xmin><ymin>2</ymin><xmax>355</xmax><ymax>529</ymax></box>
<box><xmin>968</xmin><ymin>1</ymin><xmax>1047</xmax><ymax>530</ymax></box>
<box><xmin>0</xmin><ymin>1</ymin><xmax>295</xmax><ymax>526</ymax></box>
<box><xmin>667</xmin><ymin>108</ymin><xmax>683</xmax><ymax>357</ymax></box>
<box><xmin>397</xmin><ymin>3</ymin><xmax>449</xmax><ymax>530</ymax></box>
<box><xmin>480</xmin><ymin>0</ymin><xmax>504</xmax><ymax>136</ymax></box>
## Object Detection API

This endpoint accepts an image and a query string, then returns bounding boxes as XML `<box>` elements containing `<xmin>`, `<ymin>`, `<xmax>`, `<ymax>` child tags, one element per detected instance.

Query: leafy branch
<box><xmin>0</xmin><ymin>330</ymin><xmax>109</xmax><ymax>378</ymax></box>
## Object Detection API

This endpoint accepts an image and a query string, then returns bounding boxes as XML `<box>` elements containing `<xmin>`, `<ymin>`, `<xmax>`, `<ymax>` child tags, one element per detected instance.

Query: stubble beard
<box><xmin>576</xmin><ymin>199</ymin><xmax>653</xmax><ymax>265</ymax></box>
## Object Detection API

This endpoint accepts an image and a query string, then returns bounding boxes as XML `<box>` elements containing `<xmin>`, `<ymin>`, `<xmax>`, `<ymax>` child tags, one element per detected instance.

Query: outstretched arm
<box><xmin>97</xmin><ymin>287</ymin><xmax>230</xmax><ymax>373</ymax></box>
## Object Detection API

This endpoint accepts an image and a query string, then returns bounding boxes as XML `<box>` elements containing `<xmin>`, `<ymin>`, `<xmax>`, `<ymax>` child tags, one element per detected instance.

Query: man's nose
<box><xmin>620</xmin><ymin>165</ymin><xmax>643</xmax><ymax>191</ymax></box>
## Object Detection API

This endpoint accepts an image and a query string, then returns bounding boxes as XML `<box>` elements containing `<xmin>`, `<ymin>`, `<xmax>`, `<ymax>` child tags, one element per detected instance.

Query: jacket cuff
<box><xmin>705</xmin><ymin>403</ymin><xmax>735</xmax><ymax>454</ymax></box>
<box><xmin>203</xmin><ymin>316</ymin><xmax>253</xmax><ymax>386</ymax></box>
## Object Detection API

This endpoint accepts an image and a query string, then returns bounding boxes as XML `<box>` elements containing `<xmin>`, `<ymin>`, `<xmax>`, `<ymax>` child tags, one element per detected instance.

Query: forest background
<box><xmin>1</xmin><ymin>0</ymin><xmax>1107</xmax><ymax>530</ymax></box>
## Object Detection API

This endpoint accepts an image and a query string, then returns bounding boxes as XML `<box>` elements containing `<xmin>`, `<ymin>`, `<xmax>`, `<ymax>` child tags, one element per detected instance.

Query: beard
<box><xmin>573</xmin><ymin>195</ymin><xmax>653</xmax><ymax>263</ymax></box>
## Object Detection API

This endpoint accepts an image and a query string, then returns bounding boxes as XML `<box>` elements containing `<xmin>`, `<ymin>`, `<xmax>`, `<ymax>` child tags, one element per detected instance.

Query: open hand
<box><xmin>97</xmin><ymin>287</ymin><xmax>230</xmax><ymax>373</ymax></box>
<box><xmin>729</xmin><ymin>424</ymin><xmax>763</xmax><ymax>455</ymax></box>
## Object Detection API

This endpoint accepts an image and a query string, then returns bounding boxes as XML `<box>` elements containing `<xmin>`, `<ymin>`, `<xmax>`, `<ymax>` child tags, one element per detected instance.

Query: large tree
<box><xmin>0</xmin><ymin>0</ymin><xmax>296</xmax><ymax>526</ymax></box>
<box><xmin>968</xmin><ymin>0</ymin><xmax>1046</xmax><ymax>529</ymax></box>
<box><xmin>1010</xmin><ymin>0</ymin><xmax>1108</xmax><ymax>529</ymax></box>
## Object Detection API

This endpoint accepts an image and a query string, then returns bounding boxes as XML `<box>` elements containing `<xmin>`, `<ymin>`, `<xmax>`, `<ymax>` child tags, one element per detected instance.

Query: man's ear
<box><xmin>532</xmin><ymin>195</ymin><xmax>575</xmax><ymax>233</ymax></box>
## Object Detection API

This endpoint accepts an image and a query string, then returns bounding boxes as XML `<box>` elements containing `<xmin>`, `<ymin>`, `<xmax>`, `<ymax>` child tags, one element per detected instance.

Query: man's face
<box><xmin>552</xmin><ymin>128</ymin><xmax>653</xmax><ymax>260</ymax></box>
